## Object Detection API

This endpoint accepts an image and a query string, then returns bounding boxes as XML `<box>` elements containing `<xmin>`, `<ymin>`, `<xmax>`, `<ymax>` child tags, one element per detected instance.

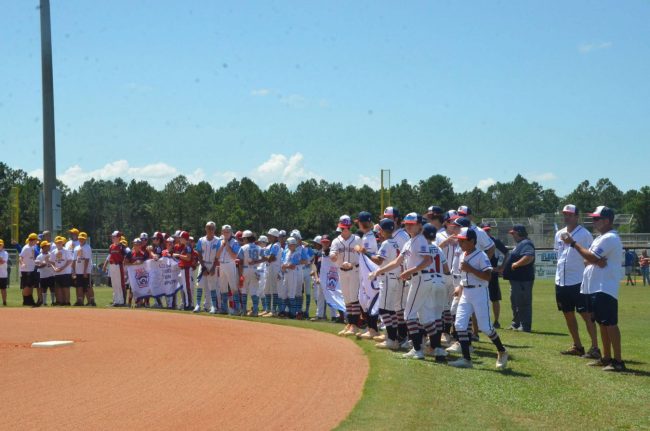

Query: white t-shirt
<box><xmin>0</xmin><ymin>250</ymin><xmax>8</xmax><ymax>278</ymax></box>
<box><xmin>73</xmin><ymin>244</ymin><xmax>92</xmax><ymax>275</ymax></box>
<box><xmin>581</xmin><ymin>230</ymin><xmax>623</xmax><ymax>299</ymax></box>
<box><xmin>36</xmin><ymin>252</ymin><xmax>55</xmax><ymax>278</ymax></box>
<box><xmin>376</xmin><ymin>238</ymin><xmax>400</xmax><ymax>277</ymax></box>
<box><xmin>330</xmin><ymin>235</ymin><xmax>361</xmax><ymax>267</ymax></box>
<box><xmin>401</xmin><ymin>233</ymin><xmax>430</xmax><ymax>269</ymax></box>
<box><xmin>20</xmin><ymin>244</ymin><xmax>37</xmax><ymax>272</ymax></box>
<box><xmin>51</xmin><ymin>248</ymin><xmax>73</xmax><ymax>275</ymax></box>
<box><xmin>555</xmin><ymin>225</ymin><xmax>593</xmax><ymax>286</ymax></box>
<box><xmin>459</xmin><ymin>249</ymin><xmax>492</xmax><ymax>287</ymax></box>
<box><xmin>65</xmin><ymin>239</ymin><xmax>79</xmax><ymax>251</ymax></box>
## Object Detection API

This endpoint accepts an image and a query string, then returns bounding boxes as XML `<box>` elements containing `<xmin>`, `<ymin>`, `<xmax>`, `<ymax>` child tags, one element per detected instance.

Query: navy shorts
<box><xmin>54</xmin><ymin>274</ymin><xmax>72</xmax><ymax>289</ymax></box>
<box><xmin>586</xmin><ymin>292</ymin><xmax>618</xmax><ymax>326</ymax></box>
<box><xmin>74</xmin><ymin>276</ymin><xmax>90</xmax><ymax>289</ymax></box>
<box><xmin>555</xmin><ymin>283</ymin><xmax>587</xmax><ymax>313</ymax></box>
<box><xmin>0</xmin><ymin>278</ymin><xmax>7</xmax><ymax>289</ymax></box>
<box><xmin>20</xmin><ymin>271</ymin><xmax>39</xmax><ymax>288</ymax></box>
<box><xmin>488</xmin><ymin>275</ymin><xmax>502</xmax><ymax>301</ymax></box>
<box><xmin>40</xmin><ymin>277</ymin><xmax>55</xmax><ymax>291</ymax></box>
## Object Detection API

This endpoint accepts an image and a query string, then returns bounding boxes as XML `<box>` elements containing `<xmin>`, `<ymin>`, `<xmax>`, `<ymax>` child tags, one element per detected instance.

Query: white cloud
<box><xmin>249</xmin><ymin>152</ymin><xmax>320</xmax><ymax>188</ymax></box>
<box><xmin>251</xmin><ymin>88</ymin><xmax>271</xmax><ymax>96</ymax></box>
<box><xmin>356</xmin><ymin>175</ymin><xmax>381</xmax><ymax>190</ymax></box>
<box><xmin>531</xmin><ymin>172</ymin><xmax>557</xmax><ymax>182</ymax></box>
<box><xmin>477</xmin><ymin>177</ymin><xmax>497</xmax><ymax>191</ymax></box>
<box><xmin>578</xmin><ymin>41</ymin><xmax>612</xmax><ymax>53</ymax></box>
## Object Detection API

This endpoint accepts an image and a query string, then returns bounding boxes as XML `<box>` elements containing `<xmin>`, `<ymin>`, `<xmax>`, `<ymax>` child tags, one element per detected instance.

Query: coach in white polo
<box><xmin>555</xmin><ymin>204</ymin><xmax>599</xmax><ymax>359</ymax></box>
<box><xmin>561</xmin><ymin>206</ymin><xmax>625</xmax><ymax>372</ymax></box>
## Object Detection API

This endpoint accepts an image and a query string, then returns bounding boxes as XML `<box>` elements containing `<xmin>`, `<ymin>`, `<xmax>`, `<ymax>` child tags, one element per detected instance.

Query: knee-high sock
<box><xmin>458</xmin><ymin>330</ymin><xmax>471</xmax><ymax>360</ymax></box>
<box><xmin>264</xmin><ymin>294</ymin><xmax>271</xmax><ymax>311</ymax></box>
<box><xmin>305</xmin><ymin>294</ymin><xmax>311</xmax><ymax>315</ymax></box>
<box><xmin>488</xmin><ymin>330</ymin><xmax>506</xmax><ymax>352</ymax></box>
<box><xmin>424</xmin><ymin>320</ymin><xmax>443</xmax><ymax>348</ymax></box>
<box><xmin>210</xmin><ymin>290</ymin><xmax>218</xmax><ymax>308</ymax></box>
<box><xmin>346</xmin><ymin>302</ymin><xmax>361</xmax><ymax>326</ymax></box>
<box><xmin>272</xmin><ymin>294</ymin><xmax>279</xmax><ymax>312</ymax></box>
<box><xmin>443</xmin><ymin>310</ymin><xmax>453</xmax><ymax>334</ymax></box>
<box><xmin>195</xmin><ymin>287</ymin><xmax>203</xmax><ymax>307</ymax></box>
<box><xmin>397</xmin><ymin>309</ymin><xmax>408</xmax><ymax>340</ymax></box>
<box><xmin>367</xmin><ymin>314</ymin><xmax>379</xmax><ymax>331</ymax></box>
<box><xmin>252</xmin><ymin>295</ymin><xmax>259</xmax><ymax>313</ymax></box>
<box><xmin>241</xmin><ymin>293</ymin><xmax>248</xmax><ymax>312</ymax></box>
<box><xmin>221</xmin><ymin>293</ymin><xmax>229</xmax><ymax>312</ymax></box>
<box><xmin>407</xmin><ymin>319</ymin><xmax>423</xmax><ymax>351</ymax></box>
<box><xmin>379</xmin><ymin>309</ymin><xmax>398</xmax><ymax>340</ymax></box>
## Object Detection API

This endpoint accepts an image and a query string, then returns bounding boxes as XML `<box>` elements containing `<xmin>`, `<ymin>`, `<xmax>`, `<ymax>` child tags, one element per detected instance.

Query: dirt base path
<box><xmin>0</xmin><ymin>309</ymin><xmax>368</xmax><ymax>430</ymax></box>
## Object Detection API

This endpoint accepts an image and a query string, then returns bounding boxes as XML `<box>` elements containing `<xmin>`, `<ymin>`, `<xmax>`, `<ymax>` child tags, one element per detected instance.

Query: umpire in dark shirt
<box><xmin>503</xmin><ymin>224</ymin><xmax>535</xmax><ymax>332</ymax></box>
<box><xmin>480</xmin><ymin>223</ymin><xmax>509</xmax><ymax>329</ymax></box>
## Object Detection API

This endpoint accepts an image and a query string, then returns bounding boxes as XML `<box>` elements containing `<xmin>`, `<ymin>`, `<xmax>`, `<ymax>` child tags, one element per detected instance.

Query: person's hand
<box><xmin>341</xmin><ymin>262</ymin><xmax>352</xmax><ymax>270</ymax></box>
<box><xmin>368</xmin><ymin>271</ymin><xmax>377</xmax><ymax>280</ymax></box>
<box><xmin>596</xmin><ymin>257</ymin><xmax>608</xmax><ymax>268</ymax></box>
<box><xmin>560</xmin><ymin>232</ymin><xmax>573</xmax><ymax>245</ymax></box>
<box><xmin>454</xmin><ymin>286</ymin><xmax>462</xmax><ymax>296</ymax></box>
<box><xmin>460</xmin><ymin>261</ymin><xmax>472</xmax><ymax>273</ymax></box>
<box><xmin>399</xmin><ymin>269</ymin><xmax>412</xmax><ymax>281</ymax></box>
<box><xmin>354</xmin><ymin>245</ymin><xmax>365</xmax><ymax>254</ymax></box>
<box><xmin>511</xmin><ymin>262</ymin><xmax>519</xmax><ymax>270</ymax></box>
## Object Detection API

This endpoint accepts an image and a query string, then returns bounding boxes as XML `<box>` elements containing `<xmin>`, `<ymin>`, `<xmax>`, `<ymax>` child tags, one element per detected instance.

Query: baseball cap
<box><xmin>78</xmin><ymin>232</ymin><xmax>88</xmax><ymax>240</ymax></box>
<box><xmin>235</xmin><ymin>231</ymin><xmax>243</xmax><ymax>239</ymax></box>
<box><xmin>242</xmin><ymin>230</ymin><xmax>254</xmax><ymax>238</ymax></box>
<box><xmin>27</xmin><ymin>233</ymin><xmax>39</xmax><ymax>241</ymax></box>
<box><xmin>40</xmin><ymin>240</ymin><xmax>50</xmax><ymax>248</ymax></box>
<box><xmin>320</xmin><ymin>234</ymin><xmax>331</xmax><ymax>244</ymax></box>
<box><xmin>222</xmin><ymin>225</ymin><xmax>232</xmax><ymax>232</ymax></box>
<box><xmin>456</xmin><ymin>227</ymin><xmax>477</xmax><ymax>241</ymax></box>
<box><xmin>562</xmin><ymin>204</ymin><xmax>578</xmax><ymax>215</ymax></box>
<box><xmin>403</xmin><ymin>212</ymin><xmax>422</xmax><ymax>225</ymax></box>
<box><xmin>165</xmin><ymin>237</ymin><xmax>174</xmax><ymax>243</ymax></box>
<box><xmin>588</xmin><ymin>206</ymin><xmax>615</xmax><ymax>220</ymax></box>
<box><xmin>509</xmin><ymin>224</ymin><xmax>528</xmax><ymax>236</ymax></box>
<box><xmin>443</xmin><ymin>210</ymin><xmax>460</xmax><ymax>223</ymax></box>
<box><xmin>69</xmin><ymin>228</ymin><xmax>80</xmax><ymax>235</ymax></box>
<box><xmin>383</xmin><ymin>206</ymin><xmax>401</xmax><ymax>219</ymax></box>
<box><xmin>54</xmin><ymin>236</ymin><xmax>66</xmax><ymax>244</ymax></box>
<box><xmin>189</xmin><ymin>236</ymin><xmax>194</xmax><ymax>242</ymax></box>
<box><xmin>355</xmin><ymin>211</ymin><xmax>372</xmax><ymax>223</ymax></box>
<box><xmin>457</xmin><ymin>206</ymin><xmax>472</xmax><ymax>216</ymax></box>
<box><xmin>180</xmin><ymin>231</ymin><xmax>190</xmax><ymax>240</ymax></box>
<box><xmin>312</xmin><ymin>235</ymin><xmax>322</xmax><ymax>244</ymax></box>
<box><xmin>479</xmin><ymin>222</ymin><xmax>491</xmax><ymax>231</ymax></box>
<box><xmin>111</xmin><ymin>230</ymin><xmax>121</xmax><ymax>237</ymax></box>
<box><xmin>140</xmin><ymin>232</ymin><xmax>148</xmax><ymax>240</ymax></box>
<box><xmin>426</xmin><ymin>205</ymin><xmax>443</xmax><ymax>215</ymax></box>
<box><xmin>173</xmin><ymin>230</ymin><xmax>181</xmax><ymax>238</ymax></box>
<box><xmin>278</xmin><ymin>230</ymin><xmax>287</xmax><ymax>237</ymax></box>
<box><xmin>453</xmin><ymin>217</ymin><xmax>471</xmax><ymax>228</ymax></box>
<box><xmin>0</xmin><ymin>239</ymin><xmax>4</xmax><ymax>247</ymax></box>
<box><xmin>133</xmin><ymin>238</ymin><xmax>142</xmax><ymax>244</ymax></box>
<box><xmin>258</xmin><ymin>235</ymin><xmax>269</xmax><ymax>244</ymax></box>
<box><xmin>290</xmin><ymin>229</ymin><xmax>302</xmax><ymax>240</ymax></box>
<box><xmin>267</xmin><ymin>228</ymin><xmax>280</xmax><ymax>237</ymax></box>
<box><xmin>338</xmin><ymin>215</ymin><xmax>353</xmax><ymax>229</ymax></box>
<box><xmin>379</xmin><ymin>218</ymin><xmax>395</xmax><ymax>231</ymax></box>
<box><xmin>287</xmin><ymin>237</ymin><xmax>297</xmax><ymax>246</ymax></box>
<box><xmin>423</xmin><ymin>223</ymin><xmax>437</xmax><ymax>240</ymax></box>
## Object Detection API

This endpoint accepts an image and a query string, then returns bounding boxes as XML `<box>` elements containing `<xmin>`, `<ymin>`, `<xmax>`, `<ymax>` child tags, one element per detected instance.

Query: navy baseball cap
<box><xmin>588</xmin><ymin>206</ymin><xmax>615</xmax><ymax>221</ymax></box>
<box><xmin>457</xmin><ymin>205</ymin><xmax>472</xmax><ymax>216</ymax></box>
<box><xmin>356</xmin><ymin>211</ymin><xmax>372</xmax><ymax>223</ymax></box>
<box><xmin>443</xmin><ymin>210</ymin><xmax>460</xmax><ymax>223</ymax></box>
<box><xmin>379</xmin><ymin>218</ymin><xmax>395</xmax><ymax>231</ymax></box>
<box><xmin>509</xmin><ymin>224</ymin><xmax>528</xmax><ymax>236</ymax></box>
<box><xmin>423</xmin><ymin>223</ymin><xmax>437</xmax><ymax>240</ymax></box>
<box><xmin>453</xmin><ymin>217</ymin><xmax>471</xmax><ymax>228</ymax></box>
<box><xmin>426</xmin><ymin>205</ymin><xmax>444</xmax><ymax>215</ymax></box>
<box><xmin>479</xmin><ymin>222</ymin><xmax>491</xmax><ymax>231</ymax></box>
<box><xmin>456</xmin><ymin>227</ymin><xmax>477</xmax><ymax>241</ymax></box>
<box><xmin>383</xmin><ymin>206</ymin><xmax>400</xmax><ymax>219</ymax></box>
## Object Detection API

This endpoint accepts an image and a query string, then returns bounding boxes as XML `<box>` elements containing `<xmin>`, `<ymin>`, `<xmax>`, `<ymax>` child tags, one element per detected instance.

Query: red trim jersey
<box><xmin>178</xmin><ymin>245</ymin><xmax>194</xmax><ymax>269</ymax></box>
<box><xmin>109</xmin><ymin>243</ymin><xmax>126</xmax><ymax>264</ymax></box>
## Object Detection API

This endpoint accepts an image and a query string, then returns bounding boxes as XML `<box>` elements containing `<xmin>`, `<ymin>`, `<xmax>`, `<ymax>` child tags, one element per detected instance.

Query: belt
<box><xmin>340</xmin><ymin>264</ymin><xmax>359</xmax><ymax>272</ymax></box>
<box><xmin>462</xmin><ymin>285</ymin><xmax>486</xmax><ymax>289</ymax></box>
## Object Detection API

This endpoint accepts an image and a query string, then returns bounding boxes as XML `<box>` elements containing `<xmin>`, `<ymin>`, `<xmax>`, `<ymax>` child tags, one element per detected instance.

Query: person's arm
<box><xmin>83</xmin><ymin>249</ymin><xmax>90</xmax><ymax>276</ymax></box>
<box><xmin>371</xmin><ymin>253</ymin><xmax>405</xmax><ymax>278</ymax></box>
<box><xmin>460</xmin><ymin>259</ymin><xmax>493</xmax><ymax>281</ymax></box>
<box><xmin>226</xmin><ymin>241</ymin><xmax>239</xmax><ymax>259</ymax></box>
<box><xmin>511</xmin><ymin>255</ymin><xmax>534</xmax><ymax>270</ymax></box>
<box><xmin>400</xmin><ymin>255</ymin><xmax>433</xmax><ymax>280</ymax></box>
<box><xmin>562</xmin><ymin>234</ymin><xmax>604</xmax><ymax>265</ymax></box>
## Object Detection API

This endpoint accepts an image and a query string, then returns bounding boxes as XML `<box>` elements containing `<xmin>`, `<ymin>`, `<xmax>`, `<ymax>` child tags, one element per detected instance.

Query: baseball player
<box><xmin>194</xmin><ymin>222</ymin><xmax>220</xmax><ymax>314</ymax></box>
<box><xmin>216</xmin><ymin>225</ymin><xmax>241</xmax><ymax>315</ymax></box>
<box><xmin>104</xmin><ymin>231</ymin><xmax>127</xmax><ymax>307</ymax></box>
<box><xmin>172</xmin><ymin>231</ymin><xmax>194</xmax><ymax>310</ymax></box>
<box><xmin>383</xmin><ymin>206</ymin><xmax>410</xmax><ymax>346</ymax></box>
<box><xmin>447</xmin><ymin>228</ymin><xmax>509</xmax><ymax>369</ymax></box>
<box><xmin>50</xmin><ymin>236</ymin><xmax>74</xmax><ymax>305</ymax></box>
<box><xmin>435</xmin><ymin>210</ymin><xmax>461</xmax><ymax>345</ymax></box>
<box><xmin>554</xmin><ymin>205</ymin><xmax>599</xmax><ymax>358</ymax></box>
<box><xmin>238</xmin><ymin>230</ymin><xmax>263</xmax><ymax>316</ymax></box>
<box><xmin>256</xmin><ymin>235</ymin><xmax>269</xmax><ymax>313</ymax></box>
<box><xmin>290</xmin><ymin>230</ymin><xmax>307</xmax><ymax>319</ymax></box>
<box><xmin>19</xmin><ymin>233</ymin><xmax>39</xmax><ymax>306</ymax></box>
<box><xmin>161</xmin><ymin>236</ymin><xmax>177</xmax><ymax>309</ymax></box>
<box><xmin>281</xmin><ymin>236</ymin><xmax>302</xmax><ymax>318</ymax></box>
<box><xmin>298</xmin><ymin>232</ymin><xmax>315</xmax><ymax>318</ymax></box>
<box><xmin>354</xmin><ymin>211</ymin><xmax>380</xmax><ymax>339</ymax></box>
<box><xmin>0</xmin><ymin>240</ymin><xmax>8</xmax><ymax>306</ymax></box>
<box><xmin>457</xmin><ymin>206</ymin><xmax>495</xmax><ymax>258</ymax></box>
<box><xmin>561</xmin><ymin>206</ymin><xmax>625</xmax><ymax>371</ymax></box>
<box><xmin>330</xmin><ymin>215</ymin><xmax>363</xmax><ymax>336</ymax></box>
<box><xmin>35</xmin><ymin>241</ymin><xmax>54</xmax><ymax>307</ymax></box>
<box><xmin>72</xmin><ymin>232</ymin><xmax>94</xmax><ymax>306</ymax></box>
<box><xmin>261</xmin><ymin>228</ymin><xmax>282</xmax><ymax>317</ymax></box>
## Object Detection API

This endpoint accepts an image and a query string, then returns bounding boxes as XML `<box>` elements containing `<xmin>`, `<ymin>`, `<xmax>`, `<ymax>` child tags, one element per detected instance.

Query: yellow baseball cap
<box><xmin>0</xmin><ymin>239</ymin><xmax>4</xmax><ymax>246</ymax></box>
<box><xmin>69</xmin><ymin>228</ymin><xmax>80</xmax><ymax>235</ymax></box>
<box><xmin>40</xmin><ymin>240</ymin><xmax>51</xmax><ymax>248</ymax></box>
<box><xmin>78</xmin><ymin>232</ymin><xmax>88</xmax><ymax>240</ymax></box>
<box><xmin>54</xmin><ymin>236</ymin><xmax>66</xmax><ymax>244</ymax></box>
<box><xmin>28</xmin><ymin>233</ymin><xmax>39</xmax><ymax>241</ymax></box>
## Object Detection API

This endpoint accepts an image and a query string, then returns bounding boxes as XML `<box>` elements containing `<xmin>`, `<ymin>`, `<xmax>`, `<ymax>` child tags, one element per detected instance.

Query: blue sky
<box><xmin>2</xmin><ymin>1</ymin><xmax>649</xmax><ymax>194</ymax></box>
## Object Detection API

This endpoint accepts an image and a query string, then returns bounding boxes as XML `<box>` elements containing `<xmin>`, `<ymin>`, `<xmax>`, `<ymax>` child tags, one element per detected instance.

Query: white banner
<box><xmin>319</xmin><ymin>256</ymin><xmax>346</xmax><ymax>312</ymax></box>
<box><xmin>126</xmin><ymin>257</ymin><xmax>180</xmax><ymax>300</ymax></box>
<box><xmin>358</xmin><ymin>254</ymin><xmax>380</xmax><ymax>316</ymax></box>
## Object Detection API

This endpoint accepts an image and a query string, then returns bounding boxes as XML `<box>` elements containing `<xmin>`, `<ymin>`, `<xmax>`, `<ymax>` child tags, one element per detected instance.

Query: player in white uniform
<box><xmin>281</xmin><ymin>237</ymin><xmax>302</xmax><ymax>318</ymax></box>
<box><xmin>216</xmin><ymin>225</ymin><xmax>241</xmax><ymax>315</ymax></box>
<box><xmin>262</xmin><ymin>228</ymin><xmax>282</xmax><ymax>317</ymax></box>
<box><xmin>554</xmin><ymin>205</ymin><xmax>599</xmax><ymax>358</ymax></box>
<box><xmin>561</xmin><ymin>206</ymin><xmax>625</xmax><ymax>372</ymax></box>
<box><xmin>435</xmin><ymin>210</ymin><xmax>461</xmax><ymax>344</ymax></box>
<box><xmin>194</xmin><ymin>222</ymin><xmax>220</xmax><ymax>314</ymax></box>
<box><xmin>35</xmin><ymin>241</ymin><xmax>55</xmax><ymax>307</ymax></box>
<box><xmin>457</xmin><ymin>206</ymin><xmax>495</xmax><ymax>258</ymax></box>
<box><xmin>447</xmin><ymin>228</ymin><xmax>509</xmax><ymax>369</ymax></box>
<box><xmin>289</xmin><ymin>230</ymin><xmax>307</xmax><ymax>319</ymax></box>
<box><xmin>330</xmin><ymin>215</ymin><xmax>362</xmax><ymax>336</ymax></box>
<box><xmin>383</xmin><ymin>207</ymin><xmax>410</xmax><ymax>345</ymax></box>
<box><xmin>371</xmin><ymin>219</ymin><xmax>402</xmax><ymax>349</ymax></box>
<box><xmin>238</xmin><ymin>230</ymin><xmax>263</xmax><ymax>316</ymax></box>
<box><xmin>72</xmin><ymin>232</ymin><xmax>94</xmax><ymax>306</ymax></box>
<box><xmin>51</xmin><ymin>236</ymin><xmax>74</xmax><ymax>306</ymax></box>
<box><xmin>0</xmin><ymin>239</ymin><xmax>8</xmax><ymax>306</ymax></box>
<box><xmin>20</xmin><ymin>233</ymin><xmax>39</xmax><ymax>306</ymax></box>
<box><xmin>65</xmin><ymin>228</ymin><xmax>80</xmax><ymax>252</ymax></box>
<box><xmin>354</xmin><ymin>211</ymin><xmax>380</xmax><ymax>339</ymax></box>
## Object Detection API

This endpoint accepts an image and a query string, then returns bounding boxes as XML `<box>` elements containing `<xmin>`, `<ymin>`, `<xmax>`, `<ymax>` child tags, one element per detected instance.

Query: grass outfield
<box><xmin>3</xmin><ymin>279</ymin><xmax>650</xmax><ymax>430</ymax></box>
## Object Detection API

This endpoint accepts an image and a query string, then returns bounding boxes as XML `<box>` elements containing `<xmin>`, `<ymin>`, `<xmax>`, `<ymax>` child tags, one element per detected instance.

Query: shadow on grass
<box><xmin>483</xmin><ymin>368</ymin><xmax>533</xmax><ymax>377</ymax></box>
<box><xmin>622</xmin><ymin>368</ymin><xmax>650</xmax><ymax>377</ymax></box>
<box><xmin>529</xmin><ymin>331</ymin><xmax>568</xmax><ymax>336</ymax></box>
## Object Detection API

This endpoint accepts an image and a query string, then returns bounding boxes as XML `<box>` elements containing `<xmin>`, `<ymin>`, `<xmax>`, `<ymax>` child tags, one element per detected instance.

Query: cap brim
<box><xmin>337</xmin><ymin>224</ymin><xmax>351</xmax><ymax>229</ymax></box>
<box><xmin>457</xmin><ymin>235</ymin><xmax>470</xmax><ymax>240</ymax></box>
<box><xmin>587</xmin><ymin>213</ymin><xmax>600</xmax><ymax>217</ymax></box>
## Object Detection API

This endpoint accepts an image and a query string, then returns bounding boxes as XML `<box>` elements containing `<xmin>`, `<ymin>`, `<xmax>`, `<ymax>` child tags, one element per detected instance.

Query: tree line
<box><xmin>1</xmin><ymin>162</ymin><xmax>649</xmax><ymax>248</ymax></box>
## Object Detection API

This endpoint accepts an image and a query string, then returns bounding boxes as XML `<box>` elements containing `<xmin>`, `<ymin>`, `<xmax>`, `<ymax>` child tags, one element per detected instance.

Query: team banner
<box><xmin>319</xmin><ymin>256</ymin><xmax>346</xmax><ymax>312</ymax></box>
<box><xmin>358</xmin><ymin>254</ymin><xmax>380</xmax><ymax>316</ymax></box>
<box><xmin>126</xmin><ymin>257</ymin><xmax>181</xmax><ymax>300</ymax></box>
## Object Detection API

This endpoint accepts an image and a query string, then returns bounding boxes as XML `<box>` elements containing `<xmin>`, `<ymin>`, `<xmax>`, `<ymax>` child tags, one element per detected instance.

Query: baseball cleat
<box><xmin>209</xmin><ymin>306</ymin><xmax>217</xmax><ymax>314</ymax></box>
<box><xmin>496</xmin><ymin>351</ymin><xmax>509</xmax><ymax>370</ymax></box>
<box><xmin>446</xmin><ymin>341</ymin><xmax>462</xmax><ymax>354</ymax></box>
<box><xmin>402</xmin><ymin>348</ymin><xmax>425</xmax><ymax>360</ymax></box>
<box><xmin>448</xmin><ymin>358</ymin><xmax>473</xmax><ymax>368</ymax></box>
<box><xmin>193</xmin><ymin>305</ymin><xmax>201</xmax><ymax>313</ymax></box>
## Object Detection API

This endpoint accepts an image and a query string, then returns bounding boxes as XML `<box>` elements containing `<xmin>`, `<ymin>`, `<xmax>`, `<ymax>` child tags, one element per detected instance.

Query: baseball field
<box><xmin>2</xmin><ymin>279</ymin><xmax>649</xmax><ymax>430</ymax></box>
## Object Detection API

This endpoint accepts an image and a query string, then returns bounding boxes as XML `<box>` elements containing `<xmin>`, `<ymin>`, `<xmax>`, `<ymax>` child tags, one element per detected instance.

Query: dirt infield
<box><xmin>0</xmin><ymin>309</ymin><xmax>368</xmax><ymax>431</ymax></box>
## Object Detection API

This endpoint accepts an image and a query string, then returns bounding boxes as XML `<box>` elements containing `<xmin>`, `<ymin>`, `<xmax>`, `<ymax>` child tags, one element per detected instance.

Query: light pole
<box><xmin>40</xmin><ymin>0</ymin><xmax>56</xmax><ymax>234</ymax></box>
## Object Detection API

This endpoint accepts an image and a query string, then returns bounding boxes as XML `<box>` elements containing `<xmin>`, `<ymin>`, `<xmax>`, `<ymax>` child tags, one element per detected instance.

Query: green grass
<box><xmin>4</xmin><ymin>280</ymin><xmax>650</xmax><ymax>430</ymax></box>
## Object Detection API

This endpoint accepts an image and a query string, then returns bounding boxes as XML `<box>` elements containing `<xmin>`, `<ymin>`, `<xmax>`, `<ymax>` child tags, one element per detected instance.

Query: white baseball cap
<box><xmin>140</xmin><ymin>232</ymin><xmax>149</xmax><ymax>239</ymax></box>
<box><xmin>267</xmin><ymin>228</ymin><xmax>280</xmax><ymax>237</ymax></box>
<box><xmin>222</xmin><ymin>224</ymin><xmax>232</xmax><ymax>231</ymax></box>
<box><xmin>278</xmin><ymin>230</ymin><xmax>287</xmax><ymax>237</ymax></box>
<box><xmin>290</xmin><ymin>230</ymin><xmax>302</xmax><ymax>240</ymax></box>
<box><xmin>258</xmin><ymin>235</ymin><xmax>269</xmax><ymax>244</ymax></box>
<box><xmin>562</xmin><ymin>204</ymin><xmax>578</xmax><ymax>214</ymax></box>
<box><xmin>287</xmin><ymin>237</ymin><xmax>297</xmax><ymax>245</ymax></box>
<box><xmin>313</xmin><ymin>235</ymin><xmax>322</xmax><ymax>244</ymax></box>
<box><xmin>242</xmin><ymin>230</ymin><xmax>254</xmax><ymax>238</ymax></box>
